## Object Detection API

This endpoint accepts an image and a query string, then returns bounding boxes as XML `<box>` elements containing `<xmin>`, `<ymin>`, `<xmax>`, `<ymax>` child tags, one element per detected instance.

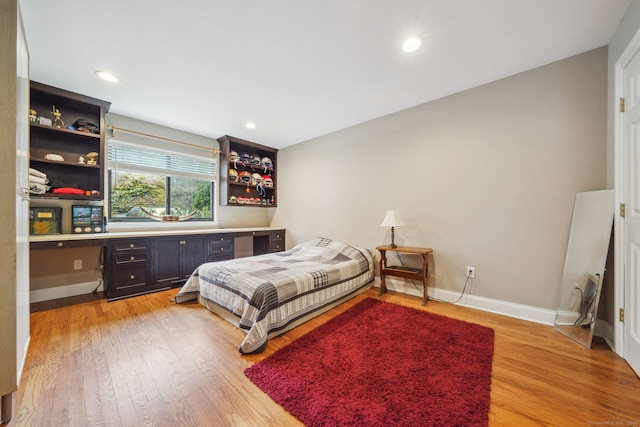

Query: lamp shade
<box><xmin>379</xmin><ymin>210</ymin><xmax>405</xmax><ymax>227</ymax></box>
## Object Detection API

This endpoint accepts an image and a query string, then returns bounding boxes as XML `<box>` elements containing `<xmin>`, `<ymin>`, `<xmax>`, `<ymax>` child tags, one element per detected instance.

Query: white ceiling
<box><xmin>21</xmin><ymin>1</ymin><xmax>631</xmax><ymax>149</ymax></box>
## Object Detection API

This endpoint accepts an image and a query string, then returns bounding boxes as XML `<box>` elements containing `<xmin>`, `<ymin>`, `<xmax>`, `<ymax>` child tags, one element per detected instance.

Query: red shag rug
<box><xmin>245</xmin><ymin>298</ymin><xmax>494</xmax><ymax>426</ymax></box>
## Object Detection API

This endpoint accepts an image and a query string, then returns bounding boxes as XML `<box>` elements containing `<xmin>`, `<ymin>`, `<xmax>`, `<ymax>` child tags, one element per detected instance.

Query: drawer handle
<box><xmin>130</xmin><ymin>256</ymin><xmax>135</xmax><ymax>261</ymax></box>
<box><xmin>180</xmin><ymin>240</ymin><xmax>186</xmax><ymax>245</ymax></box>
<box><xmin>129</xmin><ymin>243</ymin><xmax>135</xmax><ymax>249</ymax></box>
<box><xmin>220</xmin><ymin>247</ymin><xmax>225</xmax><ymax>251</ymax></box>
<box><xmin>130</xmin><ymin>274</ymin><xmax>135</xmax><ymax>280</ymax></box>
<box><xmin>276</xmin><ymin>234</ymin><xmax>280</xmax><ymax>238</ymax></box>
<box><xmin>57</xmin><ymin>242</ymin><xmax>64</xmax><ymax>247</ymax></box>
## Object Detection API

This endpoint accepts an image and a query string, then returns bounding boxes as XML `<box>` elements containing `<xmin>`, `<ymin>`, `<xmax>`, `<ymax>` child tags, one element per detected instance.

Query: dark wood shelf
<box><xmin>29</xmin><ymin>81</ymin><xmax>110</xmax><ymax>203</ymax></box>
<box><xmin>30</xmin><ymin>157</ymin><xmax>101</xmax><ymax>169</ymax></box>
<box><xmin>229</xmin><ymin>181</ymin><xmax>274</xmax><ymax>188</ymax></box>
<box><xmin>218</xmin><ymin>135</ymin><xmax>278</xmax><ymax>208</ymax></box>
<box><xmin>30</xmin><ymin>193</ymin><xmax>102</xmax><ymax>201</ymax></box>
<box><xmin>30</xmin><ymin>123</ymin><xmax>101</xmax><ymax>139</ymax></box>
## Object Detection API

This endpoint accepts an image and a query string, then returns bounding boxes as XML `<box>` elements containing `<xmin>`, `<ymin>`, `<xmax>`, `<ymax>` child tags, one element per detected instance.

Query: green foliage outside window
<box><xmin>110</xmin><ymin>172</ymin><xmax>213</xmax><ymax>219</ymax></box>
<box><xmin>193</xmin><ymin>181</ymin><xmax>212</xmax><ymax>216</ymax></box>
<box><xmin>111</xmin><ymin>174</ymin><xmax>165</xmax><ymax>217</ymax></box>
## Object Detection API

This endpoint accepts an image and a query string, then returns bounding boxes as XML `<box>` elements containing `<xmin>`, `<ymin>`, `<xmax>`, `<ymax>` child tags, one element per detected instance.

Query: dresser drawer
<box><xmin>114</xmin><ymin>251</ymin><xmax>147</xmax><ymax>265</ymax></box>
<box><xmin>112</xmin><ymin>238</ymin><xmax>148</xmax><ymax>252</ymax></box>
<box><xmin>210</xmin><ymin>244</ymin><xmax>233</xmax><ymax>255</ymax></box>
<box><xmin>30</xmin><ymin>239</ymin><xmax>95</xmax><ymax>250</ymax></box>
<box><xmin>209</xmin><ymin>252</ymin><xmax>234</xmax><ymax>262</ymax></box>
<box><xmin>113</xmin><ymin>265</ymin><xmax>149</xmax><ymax>291</ymax></box>
<box><xmin>271</xmin><ymin>242</ymin><xmax>284</xmax><ymax>252</ymax></box>
<box><xmin>271</xmin><ymin>230</ymin><xmax>285</xmax><ymax>252</ymax></box>
<box><xmin>210</xmin><ymin>234</ymin><xmax>234</xmax><ymax>246</ymax></box>
<box><xmin>209</xmin><ymin>234</ymin><xmax>234</xmax><ymax>260</ymax></box>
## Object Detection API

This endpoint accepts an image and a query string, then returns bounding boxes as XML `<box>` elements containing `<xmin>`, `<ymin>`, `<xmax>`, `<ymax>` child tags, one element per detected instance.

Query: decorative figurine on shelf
<box><xmin>78</xmin><ymin>156</ymin><xmax>85</xmax><ymax>164</ymax></box>
<box><xmin>29</xmin><ymin>109</ymin><xmax>37</xmax><ymax>124</ymax></box>
<box><xmin>86</xmin><ymin>152</ymin><xmax>98</xmax><ymax>165</ymax></box>
<box><xmin>51</xmin><ymin>105</ymin><xmax>64</xmax><ymax>128</ymax></box>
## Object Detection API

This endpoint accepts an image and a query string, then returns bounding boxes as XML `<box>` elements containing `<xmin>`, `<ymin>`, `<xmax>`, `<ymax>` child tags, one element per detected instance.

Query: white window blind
<box><xmin>107</xmin><ymin>139</ymin><xmax>216</xmax><ymax>180</ymax></box>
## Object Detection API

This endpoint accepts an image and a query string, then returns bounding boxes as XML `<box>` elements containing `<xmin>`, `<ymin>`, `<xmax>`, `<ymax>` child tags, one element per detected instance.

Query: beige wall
<box><xmin>272</xmin><ymin>47</ymin><xmax>608</xmax><ymax>311</ymax></box>
<box><xmin>30</xmin><ymin>47</ymin><xmax>610</xmax><ymax>311</ymax></box>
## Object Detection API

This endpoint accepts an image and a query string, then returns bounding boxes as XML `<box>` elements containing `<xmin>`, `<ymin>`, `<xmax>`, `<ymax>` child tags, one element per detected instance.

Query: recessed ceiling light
<box><xmin>402</xmin><ymin>37</ymin><xmax>422</xmax><ymax>53</ymax></box>
<box><xmin>95</xmin><ymin>70</ymin><xmax>120</xmax><ymax>83</ymax></box>
<box><xmin>245</xmin><ymin>122</ymin><xmax>257</xmax><ymax>129</ymax></box>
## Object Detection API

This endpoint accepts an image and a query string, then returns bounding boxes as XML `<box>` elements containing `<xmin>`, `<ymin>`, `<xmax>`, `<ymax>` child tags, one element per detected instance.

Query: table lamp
<box><xmin>380</xmin><ymin>210</ymin><xmax>405</xmax><ymax>248</ymax></box>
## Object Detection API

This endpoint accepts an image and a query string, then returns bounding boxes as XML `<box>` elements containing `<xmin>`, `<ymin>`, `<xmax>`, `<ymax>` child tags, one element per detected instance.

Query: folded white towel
<box><xmin>28</xmin><ymin>168</ymin><xmax>47</xmax><ymax>179</ymax></box>
<box><xmin>29</xmin><ymin>183</ymin><xmax>47</xmax><ymax>194</ymax></box>
<box><xmin>29</xmin><ymin>175</ymin><xmax>48</xmax><ymax>185</ymax></box>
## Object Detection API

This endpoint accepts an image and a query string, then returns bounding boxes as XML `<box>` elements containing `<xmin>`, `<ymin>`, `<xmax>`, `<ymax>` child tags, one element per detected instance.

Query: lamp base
<box><xmin>390</xmin><ymin>226</ymin><xmax>398</xmax><ymax>248</ymax></box>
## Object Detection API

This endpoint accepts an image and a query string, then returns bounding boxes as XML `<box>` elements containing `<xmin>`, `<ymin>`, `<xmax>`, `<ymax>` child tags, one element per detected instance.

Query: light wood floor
<box><xmin>4</xmin><ymin>287</ymin><xmax>640</xmax><ymax>426</ymax></box>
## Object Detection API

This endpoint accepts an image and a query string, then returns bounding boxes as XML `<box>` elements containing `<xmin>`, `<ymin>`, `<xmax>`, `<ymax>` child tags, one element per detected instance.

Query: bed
<box><xmin>174</xmin><ymin>237</ymin><xmax>375</xmax><ymax>353</ymax></box>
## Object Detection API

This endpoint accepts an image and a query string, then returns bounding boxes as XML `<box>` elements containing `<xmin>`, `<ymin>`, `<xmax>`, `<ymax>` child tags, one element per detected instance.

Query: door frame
<box><xmin>613</xmin><ymin>26</ymin><xmax>640</xmax><ymax>357</ymax></box>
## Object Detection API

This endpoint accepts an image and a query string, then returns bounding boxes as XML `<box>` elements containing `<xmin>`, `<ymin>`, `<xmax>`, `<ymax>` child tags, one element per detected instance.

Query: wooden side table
<box><xmin>376</xmin><ymin>245</ymin><xmax>433</xmax><ymax>305</ymax></box>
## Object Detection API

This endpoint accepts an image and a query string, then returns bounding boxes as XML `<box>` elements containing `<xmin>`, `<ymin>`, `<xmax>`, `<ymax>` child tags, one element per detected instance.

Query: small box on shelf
<box><xmin>71</xmin><ymin>205</ymin><xmax>105</xmax><ymax>233</ymax></box>
<box><xmin>29</xmin><ymin>207</ymin><xmax>62</xmax><ymax>235</ymax></box>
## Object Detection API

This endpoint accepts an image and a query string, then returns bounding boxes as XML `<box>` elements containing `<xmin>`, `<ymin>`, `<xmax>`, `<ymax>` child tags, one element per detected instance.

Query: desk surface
<box><xmin>29</xmin><ymin>226</ymin><xmax>283</xmax><ymax>243</ymax></box>
<box><xmin>376</xmin><ymin>245</ymin><xmax>433</xmax><ymax>254</ymax></box>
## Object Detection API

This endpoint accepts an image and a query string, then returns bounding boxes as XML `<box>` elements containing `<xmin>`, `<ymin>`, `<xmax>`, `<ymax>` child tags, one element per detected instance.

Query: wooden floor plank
<box><xmin>4</xmin><ymin>287</ymin><xmax>640</xmax><ymax>426</ymax></box>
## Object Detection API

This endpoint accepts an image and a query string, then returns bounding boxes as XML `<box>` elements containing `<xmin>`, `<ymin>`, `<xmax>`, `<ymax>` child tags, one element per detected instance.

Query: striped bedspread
<box><xmin>175</xmin><ymin>237</ymin><xmax>375</xmax><ymax>353</ymax></box>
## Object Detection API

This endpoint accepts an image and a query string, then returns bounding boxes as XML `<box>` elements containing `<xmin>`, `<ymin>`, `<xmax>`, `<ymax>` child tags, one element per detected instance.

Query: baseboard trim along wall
<box><xmin>33</xmin><ymin>278</ymin><xmax>613</xmax><ymax>344</ymax></box>
<box><xmin>378</xmin><ymin>278</ymin><xmax>557</xmax><ymax>326</ymax></box>
<box><xmin>30</xmin><ymin>280</ymin><xmax>102</xmax><ymax>303</ymax></box>
<box><xmin>33</xmin><ymin>277</ymin><xmax>557</xmax><ymax>326</ymax></box>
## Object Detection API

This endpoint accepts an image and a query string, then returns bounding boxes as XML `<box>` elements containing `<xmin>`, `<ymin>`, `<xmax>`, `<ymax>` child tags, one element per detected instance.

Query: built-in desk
<box><xmin>30</xmin><ymin>227</ymin><xmax>285</xmax><ymax>301</ymax></box>
<box><xmin>29</xmin><ymin>227</ymin><xmax>284</xmax><ymax>247</ymax></box>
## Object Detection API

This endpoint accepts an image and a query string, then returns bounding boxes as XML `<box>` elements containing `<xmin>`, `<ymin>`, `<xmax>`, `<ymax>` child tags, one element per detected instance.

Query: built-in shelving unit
<box><xmin>218</xmin><ymin>135</ymin><xmax>278</xmax><ymax>207</ymax></box>
<box><xmin>29</xmin><ymin>81</ymin><xmax>110</xmax><ymax>201</ymax></box>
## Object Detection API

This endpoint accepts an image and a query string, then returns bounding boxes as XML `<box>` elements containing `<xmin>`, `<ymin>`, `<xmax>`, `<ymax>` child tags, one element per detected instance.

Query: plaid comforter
<box><xmin>175</xmin><ymin>237</ymin><xmax>374</xmax><ymax>353</ymax></box>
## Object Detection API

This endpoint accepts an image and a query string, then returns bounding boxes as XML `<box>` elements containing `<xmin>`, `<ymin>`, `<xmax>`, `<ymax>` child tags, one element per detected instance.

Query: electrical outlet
<box><xmin>74</xmin><ymin>259</ymin><xmax>83</xmax><ymax>270</ymax></box>
<box><xmin>466</xmin><ymin>266</ymin><xmax>475</xmax><ymax>278</ymax></box>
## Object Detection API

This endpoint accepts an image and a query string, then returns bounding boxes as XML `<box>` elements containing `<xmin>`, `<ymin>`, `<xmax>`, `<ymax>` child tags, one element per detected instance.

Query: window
<box><xmin>107</xmin><ymin>140</ymin><xmax>216</xmax><ymax>221</ymax></box>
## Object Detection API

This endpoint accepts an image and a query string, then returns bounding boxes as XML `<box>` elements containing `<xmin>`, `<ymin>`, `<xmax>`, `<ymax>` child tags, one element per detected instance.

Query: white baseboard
<box><xmin>555</xmin><ymin>309</ymin><xmax>588</xmax><ymax>326</ymax></box>
<box><xmin>33</xmin><ymin>277</ymin><xmax>559</xmax><ymax>327</ymax></box>
<box><xmin>375</xmin><ymin>278</ymin><xmax>557</xmax><ymax>326</ymax></box>
<box><xmin>30</xmin><ymin>280</ymin><xmax>102</xmax><ymax>303</ymax></box>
